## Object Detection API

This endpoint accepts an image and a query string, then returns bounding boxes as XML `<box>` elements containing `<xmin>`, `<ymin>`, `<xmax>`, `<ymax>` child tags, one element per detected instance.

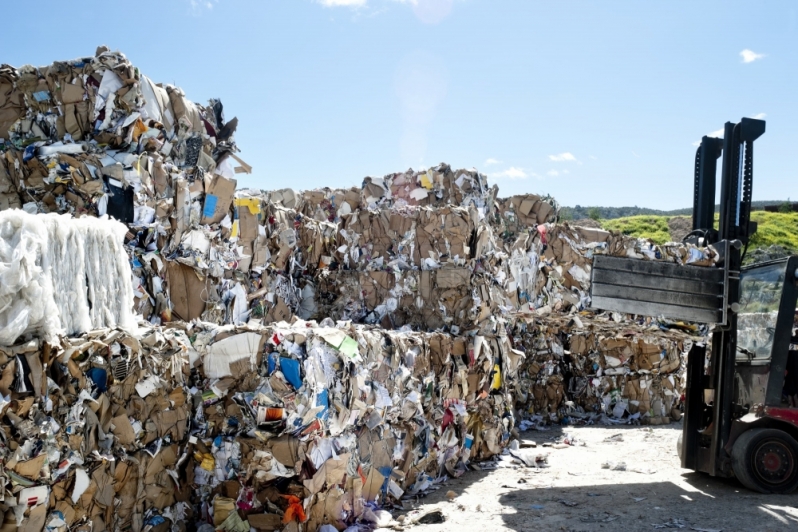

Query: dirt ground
<box><xmin>397</xmin><ymin>423</ymin><xmax>798</xmax><ymax>532</ymax></box>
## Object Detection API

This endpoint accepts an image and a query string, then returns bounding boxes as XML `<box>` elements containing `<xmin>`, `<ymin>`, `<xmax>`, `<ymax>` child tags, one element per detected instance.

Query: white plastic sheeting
<box><xmin>0</xmin><ymin>210</ymin><xmax>135</xmax><ymax>345</ymax></box>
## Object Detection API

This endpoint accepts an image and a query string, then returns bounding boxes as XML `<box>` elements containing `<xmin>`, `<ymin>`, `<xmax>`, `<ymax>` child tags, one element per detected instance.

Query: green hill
<box><xmin>601</xmin><ymin>215</ymin><xmax>673</xmax><ymax>243</ymax></box>
<box><xmin>600</xmin><ymin>212</ymin><xmax>798</xmax><ymax>259</ymax></box>
<box><xmin>562</xmin><ymin>201</ymin><xmax>787</xmax><ymax>221</ymax></box>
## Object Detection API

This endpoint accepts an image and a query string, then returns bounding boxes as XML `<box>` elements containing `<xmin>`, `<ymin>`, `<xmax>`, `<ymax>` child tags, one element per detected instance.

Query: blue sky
<box><xmin>2</xmin><ymin>1</ymin><xmax>796</xmax><ymax>209</ymax></box>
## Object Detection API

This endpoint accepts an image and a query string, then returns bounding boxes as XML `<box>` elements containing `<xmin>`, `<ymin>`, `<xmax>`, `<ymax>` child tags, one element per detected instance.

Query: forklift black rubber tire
<box><xmin>731</xmin><ymin>428</ymin><xmax>798</xmax><ymax>494</ymax></box>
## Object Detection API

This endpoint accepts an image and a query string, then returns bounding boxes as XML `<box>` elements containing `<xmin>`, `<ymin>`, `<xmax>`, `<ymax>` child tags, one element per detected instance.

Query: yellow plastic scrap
<box><xmin>234</xmin><ymin>197</ymin><xmax>261</xmax><ymax>215</ymax></box>
<box><xmin>232</xmin><ymin>198</ymin><xmax>261</xmax><ymax>239</ymax></box>
<box><xmin>420</xmin><ymin>170</ymin><xmax>434</xmax><ymax>190</ymax></box>
<box><xmin>194</xmin><ymin>451</ymin><xmax>215</xmax><ymax>471</ymax></box>
<box><xmin>490</xmin><ymin>363</ymin><xmax>501</xmax><ymax>390</ymax></box>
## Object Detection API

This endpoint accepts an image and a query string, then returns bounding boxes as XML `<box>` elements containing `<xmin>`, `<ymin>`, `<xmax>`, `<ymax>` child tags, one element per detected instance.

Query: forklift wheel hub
<box><xmin>755</xmin><ymin>441</ymin><xmax>794</xmax><ymax>483</ymax></box>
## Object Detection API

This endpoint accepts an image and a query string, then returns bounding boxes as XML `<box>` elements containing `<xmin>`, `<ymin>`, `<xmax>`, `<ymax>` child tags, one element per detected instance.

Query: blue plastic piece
<box><xmin>203</xmin><ymin>195</ymin><xmax>218</xmax><ymax>218</ymax></box>
<box><xmin>316</xmin><ymin>389</ymin><xmax>329</xmax><ymax>419</ymax></box>
<box><xmin>267</xmin><ymin>352</ymin><xmax>278</xmax><ymax>375</ymax></box>
<box><xmin>280</xmin><ymin>357</ymin><xmax>302</xmax><ymax>390</ymax></box>
<box><xmin>86</xmin><ymin>367</ymin><xmax>107</xmax><ymax>392</ymax></box>
<box><xmin>23</xmin><ymin>145</ymin><xmax>36</xmax><ymax>162</ymax></box>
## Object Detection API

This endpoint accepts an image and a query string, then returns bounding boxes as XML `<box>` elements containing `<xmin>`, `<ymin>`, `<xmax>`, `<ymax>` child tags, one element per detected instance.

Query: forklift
<box><xmin>589</xmin><ymin>117</ymin><xmax>798</xmax><ymax>494</ymax></box>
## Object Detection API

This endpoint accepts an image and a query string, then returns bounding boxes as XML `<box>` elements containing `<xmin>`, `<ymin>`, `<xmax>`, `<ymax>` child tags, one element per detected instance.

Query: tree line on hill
<box><xmin>561</xmin><ymin>200</ymin><xmax>791</xmax><ymax>221</ymax></box>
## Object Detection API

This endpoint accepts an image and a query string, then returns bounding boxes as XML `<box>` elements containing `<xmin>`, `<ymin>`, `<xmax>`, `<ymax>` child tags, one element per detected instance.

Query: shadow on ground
<box><xmin>400</xmin><ymin>423</ymin><xmax>798</xmax><ymax>532</ymax></box>
<box><xmin>498</xmin><ymin>476</ymin><xmax>798</xmax><ymax>532</ymax></box>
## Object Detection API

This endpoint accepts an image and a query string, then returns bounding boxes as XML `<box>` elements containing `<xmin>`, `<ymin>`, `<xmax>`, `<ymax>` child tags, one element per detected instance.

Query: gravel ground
<box><xmin>397</xmin><ymin>423</ymin><xmax>798</xmax><ymax>532</ymax></box>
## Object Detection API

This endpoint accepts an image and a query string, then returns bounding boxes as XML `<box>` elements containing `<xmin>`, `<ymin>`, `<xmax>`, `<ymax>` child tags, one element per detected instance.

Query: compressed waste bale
<box><xmin>0</xmin><ymin>210</ymin><xmax>135</xmax><ymax>345</ymax></box>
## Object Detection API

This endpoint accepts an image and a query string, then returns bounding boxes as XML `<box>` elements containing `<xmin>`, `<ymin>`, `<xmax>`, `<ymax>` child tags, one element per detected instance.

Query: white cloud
<box><xmin>692</xmin><ymin>115</ymin><xmax>766</xmax><ymax>145</ymax></box>
<box><xmin>740</xmin><ymin>49</ymin><xmax>766</xmax><ymax>63</ymax></box>
<box><xmin>394</xmin><ymin>0</ymin><xmax>454</xmax><ymax>23</ymax></box>
<box><xmin>318</xmin><ymin>0</ymin><xmax>367</xmax><ymax>6</ymax></box>
<box><xmin>706</xmin><ymin>128</ymin><xmax>725</xmax><ymax>139</ymax></box>
<box><xmin>692</xmin><ymin>127</ymin><xmax>725</xmax><ymax>146</ymax></box>
<box><xmin>548</xmin><ymin>152</ymin><xmax>576</xmax><ymax>162</ymax></box>
<box><xmin>589</xmin><ymin>155</ymin><xmax>597</xmax><ymax>160</ymax></box>
<box><xmin>490</xmin><ymin>167</ymin><xmax>528</xmax><ymax>180</ymax></box>
<box><xmin>546</xmin><ymin>169</ymin><xmax>559</xmax><ymax>177</ymax></box>
<box><xmin>484</xmin><ymin>158</ymin><xmax>502</xmax><ymax>166</ymax></box>
<box><xmin>189</xmin><ymin>0</ymin><xmax>216</xmax><ymax>13</ymax></box>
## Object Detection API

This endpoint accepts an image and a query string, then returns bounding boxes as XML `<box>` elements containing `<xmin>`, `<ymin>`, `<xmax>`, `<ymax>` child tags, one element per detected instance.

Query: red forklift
<box><xmin>589</xmin><ymin>117</ymin><xmax>798</xmax><ymax>493</ymax></box>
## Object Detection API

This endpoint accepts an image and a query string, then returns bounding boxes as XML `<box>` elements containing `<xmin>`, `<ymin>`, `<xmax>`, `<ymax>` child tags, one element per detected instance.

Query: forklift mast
<box><xmin>686</xmin><ymin>118</ymin><xmax>766</xmax><ymax>477</ymax></box>
<box><xmin>589</xmin><ymin>118</ymin><xmax>768</xmax><ymax>477</ymax></box>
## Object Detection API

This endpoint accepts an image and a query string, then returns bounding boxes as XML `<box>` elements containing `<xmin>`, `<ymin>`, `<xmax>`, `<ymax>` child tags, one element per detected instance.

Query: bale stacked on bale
<box><xmin>0</xmin><ymin>47</ymin><xmax>718</xmax><ymax>532</ymax></box>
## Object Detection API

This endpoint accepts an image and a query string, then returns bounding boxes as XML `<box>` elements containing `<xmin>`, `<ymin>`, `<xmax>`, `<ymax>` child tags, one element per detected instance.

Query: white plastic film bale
<box><xmin>0</xmin><ymin>210</ymin><xmax>135</xmax><ymax>345</ymax></box>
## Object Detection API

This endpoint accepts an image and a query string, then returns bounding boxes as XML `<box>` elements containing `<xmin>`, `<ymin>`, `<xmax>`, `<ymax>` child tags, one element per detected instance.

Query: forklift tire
<box><xmin>731</xmin><ymin>428</ymin><xmax>798</xmax><ymax>494</ymax></box>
